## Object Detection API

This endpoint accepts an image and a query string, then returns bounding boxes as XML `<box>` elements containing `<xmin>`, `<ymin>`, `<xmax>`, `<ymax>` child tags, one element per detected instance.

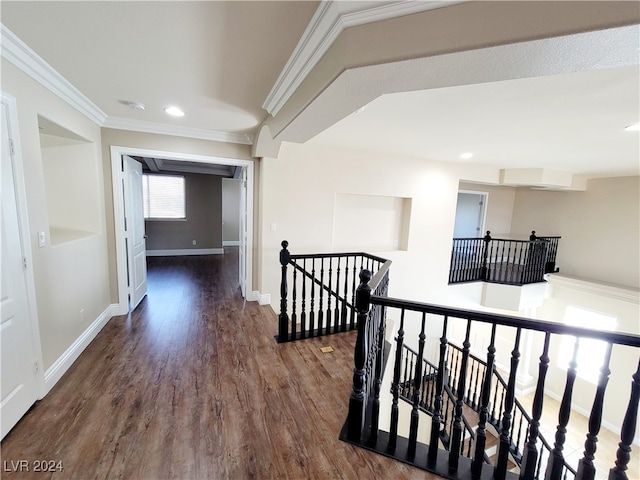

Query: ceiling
<box><xmin>1</xmin><ymin>1</ymin><xmax>639</xmax><ymax>180</ymax></box>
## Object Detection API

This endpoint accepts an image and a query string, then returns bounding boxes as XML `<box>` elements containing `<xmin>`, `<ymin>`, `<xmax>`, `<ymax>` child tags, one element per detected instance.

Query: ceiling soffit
<box><xmin>264</xmin><ymin>1</ymin><xmax>640</xmax><ymax>144</ymax></box>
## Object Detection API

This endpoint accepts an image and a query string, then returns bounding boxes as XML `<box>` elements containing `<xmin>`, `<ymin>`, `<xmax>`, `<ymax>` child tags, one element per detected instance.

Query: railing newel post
<box><xmin>278</xmin><ymin>240</ymin><xmax>291</xmax><ymax>343</ymax></box>
<box><xmin>346</xmin><ymin>269</ymin><xmax>372</xmax><ymax>442</ymax></box>
<box><xmin>482</xmin><ymin>231</ymin><xmax>491</xmax><ymax>281</ymax></box>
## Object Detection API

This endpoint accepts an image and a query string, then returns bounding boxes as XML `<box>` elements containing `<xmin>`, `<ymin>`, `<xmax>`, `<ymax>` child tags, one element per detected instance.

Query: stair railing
<box><xmin>449</xmin><ymin>231</ymin><xmax>560</xmax><ymax>285</ymax></box>
<box><xmin>341</xmin><ymin>270</ymin><xmax>640</xmax><ymax>480</ymax></box>
<box><xmin>447</xmin><ymin>342</ymin><xmax>573</xmax><ymax>478</ymax></box>
<box><xmin>277</xmin><ymin>240</ymin><xmax>390</xmax><ymax>342</ymax></box>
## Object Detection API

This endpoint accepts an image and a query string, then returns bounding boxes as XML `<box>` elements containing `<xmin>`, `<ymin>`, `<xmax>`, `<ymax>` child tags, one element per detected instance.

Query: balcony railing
<box><xmin>276</xmin><ymin>241</ymin><xmax>638</xmax><ymax>480</ymax></box>
<box><xmin>449</xmin><ymin>231</ymin><xmax>561</xmax><ymax>286</ymax></box>
<box><xmin>341</xmin><ymin>269</ymin><xmax>639</xmax><ymax>480</ymax></box>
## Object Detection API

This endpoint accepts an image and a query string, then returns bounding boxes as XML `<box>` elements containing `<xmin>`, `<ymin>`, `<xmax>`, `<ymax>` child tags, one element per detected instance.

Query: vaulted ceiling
<box><xmin>2</xmin><ymin>1</ymin><xmax>639</xmax><ymax>180</ymax></box>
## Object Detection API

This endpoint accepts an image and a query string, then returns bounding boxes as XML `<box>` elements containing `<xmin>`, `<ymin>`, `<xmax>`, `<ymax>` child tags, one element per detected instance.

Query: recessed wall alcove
<box><xmin>332</xmin><ymin>193</ymin><xmax>411</xmax><ymax>251</ymax></box>
<box><xmin>38</xmin><ymin>116</ymin><xmax>100</xmax><ymax>245</ymax></box>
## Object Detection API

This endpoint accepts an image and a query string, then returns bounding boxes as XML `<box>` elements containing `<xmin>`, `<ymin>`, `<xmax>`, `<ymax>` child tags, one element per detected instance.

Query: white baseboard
<box><xmin>43</xmin><ymin>304</ymin><xmax>118</xmax><ymax>395</ymax></box>
<box><xmin>223</xmin><ymin>240</ymin><xmax>240</xmax><ymax>246</ymax></box>
<box><xmin>146</xmin><ymin>248</ymin><xmax>224</xmax><ymax>256</ymax></box>
<box><xmin>247</xmin><ymin>291</ymin><xmax>271</xmax><ymax>305</ymax></box>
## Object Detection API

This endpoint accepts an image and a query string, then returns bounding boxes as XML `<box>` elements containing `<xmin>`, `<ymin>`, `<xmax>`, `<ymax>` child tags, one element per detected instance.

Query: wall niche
<box><xmin>38</xmin><ymin>116</ymin><xmax>100</xmax><ymax>245</ymax></box>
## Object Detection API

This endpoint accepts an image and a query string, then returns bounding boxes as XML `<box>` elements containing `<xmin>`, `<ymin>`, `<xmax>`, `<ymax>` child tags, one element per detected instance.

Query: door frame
<box><xmin>110</xmin><ymin>146</ymin><xmax>255</xmax><ymax>315</ymax></box>
<box><xmin>1</xmin><ymin>91</ymin><xmax>45</xmax><ymax>398</ymax></box>
<box><xmin>455</xmin><ymin>190</ymin><xmax>488</xmax><ymax>238</ymax></box>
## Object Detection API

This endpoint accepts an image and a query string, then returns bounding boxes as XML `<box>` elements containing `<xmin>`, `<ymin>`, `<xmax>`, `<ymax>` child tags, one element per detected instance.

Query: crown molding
<box><xmin>546</xmin><ymin>274</ymin><xmax>640</xmax><ymax>305</ymax></box>
<box><xmin>103</xmin><ymin>116</ymin><xmax>253</xmax><ymax>145</ymax></box>
<box><xmin>1</xmin><ymin>23</ymin><xmax>108</xmax><ymax>125</ymax></box>
<box><xmin>1</xmin><ymin>23</ymin><xmax>252</xmax><ymax>146</ymax></box>
<box><xmin>262</xmin><ymin>0</ymin><xmax>466</xmax><ymax>116</ymax></box>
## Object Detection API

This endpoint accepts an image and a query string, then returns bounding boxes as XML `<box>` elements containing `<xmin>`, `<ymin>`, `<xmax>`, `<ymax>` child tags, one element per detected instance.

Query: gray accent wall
<box><xmin>145</xmin><ymin>172</ymin><xmax>223</xmax><ymax>251</ymax></box>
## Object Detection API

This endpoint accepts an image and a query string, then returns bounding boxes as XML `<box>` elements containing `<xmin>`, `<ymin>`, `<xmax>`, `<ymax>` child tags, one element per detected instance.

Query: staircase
<box><xmin>276</xmin><ymin>242</ymin><xmax>640</xmax><ymax>480</ymax></box>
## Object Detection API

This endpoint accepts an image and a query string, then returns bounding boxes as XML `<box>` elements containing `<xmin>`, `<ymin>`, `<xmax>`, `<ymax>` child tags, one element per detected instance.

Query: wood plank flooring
<box><xmin>1</xmin><ymin>250</ymin><xmax>434</xmax><ymax>480</ymax></box>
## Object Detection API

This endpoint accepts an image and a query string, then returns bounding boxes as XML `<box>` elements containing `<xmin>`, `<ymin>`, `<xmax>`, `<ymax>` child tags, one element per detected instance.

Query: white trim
<box><xmin>544</xmin><ymin>389</ymin><xmax>640</xmax><ymax>447</ymax></box>
<box><xmin>223</xmin><ymin>240</ymin><xmax>240</xmax><ymax>247</ymax></box>
<box><xmin>1</xmin><ymin>91</ymin><xmax>47</xmax><ymax>399</ymax></box>
<box><xmin>546</xmin><ymin>274</ymin><xmax>640</xmax><ymax>305</ymax></box>
<box><xmin>262</xmin><ymin>1</ymin><xmax>465</xmax><ymax>115</ymax></box>
<box><xmin>43</xmin><ymin>304</ymin><xmax>118</xmax><ymax>393</ymax></box>
<box><xmin>111</xmin><ymin>146</ymin><xmax>255</xmax><ymax>312</ymax></box>
<box><xmin>146</xmin><ymin>248</ymin><xmax>224</xmax><ymax>257</ymax></box>
<box><xmin>1</xmin><ymin>25</ymin><xmax>252</xmax><ymax>146</ymax></box>
<box><xmin>103</xmin><ymin>117</ymin><xmax>252</xmax><ymax>146</ymax></box>
<box><xmin>248</xmin><ymin>291</ymin><xmax>271</xmax><ymax>306</ymax></box>
<box><xmin>0</xmin><ymin>24</ymin><xmax>107</xmax><ymax>125</ymax></box>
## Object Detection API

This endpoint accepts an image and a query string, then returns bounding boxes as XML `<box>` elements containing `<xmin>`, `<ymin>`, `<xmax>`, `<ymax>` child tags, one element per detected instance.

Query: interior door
<box><xmin>238</xmin><ymin>167</ymin><xmax>247</xmax><ymax>298</ymax></box>
<box><xmin>1</xmin><ymin>100</ymin><xmax>39</xmax><ymax>439</ymax></box>
<box><xmin>453</xmin><ymin>192</ymin><xmax>486</xmax><ymax>238</ymax></box>
<box><xmin>123</xmin><ymin>156</ymin><xmax>147</xmax><ymax>309</ymax></box>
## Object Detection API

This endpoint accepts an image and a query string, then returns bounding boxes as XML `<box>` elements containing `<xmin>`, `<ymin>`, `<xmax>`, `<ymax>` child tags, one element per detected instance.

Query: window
<box><xmin>557</xmin><ymin>305</ymin><xmax>616</xmax><ymax>383</ymax></box>
<box><xmin>142</xmin><ymin>174</ymin><xmax>186</xmax><ymax>219</ymax></box>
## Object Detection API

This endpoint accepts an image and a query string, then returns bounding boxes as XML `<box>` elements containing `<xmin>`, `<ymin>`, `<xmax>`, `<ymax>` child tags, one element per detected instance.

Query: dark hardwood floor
<box><xmin>1</xmin><ymin>250</ymin><xmax>435</xmax><ymax>479</ymax></box>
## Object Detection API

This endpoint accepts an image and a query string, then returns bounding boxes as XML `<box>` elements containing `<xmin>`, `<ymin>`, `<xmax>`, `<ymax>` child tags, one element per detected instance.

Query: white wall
<box><xmin>511</xmin><ymin>176</ymin><xmax>640</xmax><ymax>289</ymax></box>
<box><xmin>2</xmin><ymin>59</ymin><xmax>112</xmax><ymax>374</ymax></box>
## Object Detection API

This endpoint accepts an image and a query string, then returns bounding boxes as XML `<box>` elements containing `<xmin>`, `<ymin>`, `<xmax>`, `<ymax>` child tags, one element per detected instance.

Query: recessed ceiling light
<box><xmin>164</xmin><ymin>106</ymin><xmax>185</xmax><ymax>117</ymax></box>
<box><xmin>624</xmin><ymin>123</ymin><xmax>639</xmax><ymax>131</ymax></box>
<box><xmin>460</xmin><ymin>152</ymin><xmax>474</xmax><ymax>159</ymax></box>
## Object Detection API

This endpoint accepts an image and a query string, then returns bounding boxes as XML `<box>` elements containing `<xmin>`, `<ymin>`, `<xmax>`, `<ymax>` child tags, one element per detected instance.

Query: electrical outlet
<box><xmin>80</xmin><ymin>309</ymin><xmax>85</xmax><ymax>323</ymax></box>
<box><xmin>192</xmin><ymin>240</ymin><xmax>197</xmax><ymax>245</ymax></box>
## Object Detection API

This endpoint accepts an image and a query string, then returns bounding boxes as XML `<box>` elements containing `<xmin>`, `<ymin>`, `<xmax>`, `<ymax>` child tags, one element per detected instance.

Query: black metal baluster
<box><xmin>491</xmin><ymin>376</ymin><xmax>500</xmax><ymax>424</ymax></box>
<box><xmin>334</xmin><ymin>258</ymin><xmax>342</xmax><ymax>334</ymax></box>
<box><xmin>388</xmin><ymin>310</ymin><xmax>406</xmax><ymax>453</ymax></box>
<box><xmin>408</xmin><ymin>313</ymin><xmax>427</xmax><ymax>461</ymax></box>
<box><xmin>300</xmin><ymin>259</ymin><xmax>307</xmax><ymax>339</ymax></box>
<box><xmin>546</xmin><ymin>337</ymin><xmax>580</xmax><ymax>480</ymax></box>
<box><xmin>495</xmin><ymin>327</ymin><xmax>522</xmax><ymax>480</ymax></box>
<box><xmin>472</xmin><ymin>324</ymin><xmax>497</xmax><ymax>478</ymax></box>
<box><xmin>609</xmin><ymin>359</ymin><xmax>640</xmax><ymax>480</ymax></box>
<box><xmin>466</xmin><ymin>359</ymin><xmax>476</xmax><ymax>404</ymax></box>
<box><xmin>428</xmin><ymin>316</ymin><xmax>449</xmax><ymax>465</ymax></box>
<box><xmin>326</xmin><ymin>258</ymin><xmax>333</xmax><ymax>335</ymax></box>
<box><xmin>576</xmin><ymin>343</ymin><xmax>612</xmax><ymax>480</ymax></box>
<box><xmin>291</xmin><ymin>265</ymin><xmax>297</xmax><ymax>340</ymax></box>
<box><xmin>520</xmin><ymin>332</ymin><xmax>551</xmax><ymax>480</ymax></box>
<box><xmin>309</xmin><ymin>259</ymin><xmax>316</xmax><ymax>337</ymax></box>
<box><xmin>369</xmin><ymin>293</ymin><xmax>386</xmax><ymax>445</ymax></box>
<box><xmin>451</xmin><ymin>348</ymin><xmax>460</xmax><ymax>394</ymax></box>
<box><xmin>350</xmin><ymin>256</ymin><xmax>357</xmax><ymax>330</ymax></box>
<box><xmin>450</xmin><ymin>319</ymin><xmax>472</xmax><ymax>472</ymax></box>
<box><xmin>318</xmin><ymin>258</ymin><xmax>324</xmax><ymax>335</ymax></box>
<box><xmin>341</xmin><ymin>256</ymin><xmax>349</xmax><ymax>332</ymax></box>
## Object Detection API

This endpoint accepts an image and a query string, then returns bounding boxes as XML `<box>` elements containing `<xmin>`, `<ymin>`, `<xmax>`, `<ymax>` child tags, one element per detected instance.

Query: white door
<box><xmin>453</xmin><ymin>192</ymin><xmax>487</xmax><ymax>238</ymax></box>
<box><xmin>238</xmin><ymin>168</ymin><xmax>247</xmax><ymax>298</ymax></box>
<box><xmin>123</xmin><ymin>156</ymin><xmax>147</xmax><ymax>309</ymax></box>
<box><xmin>1</xmin><ymin>100</ymin><xmax>39</xmax><ymax>439</ymax></box>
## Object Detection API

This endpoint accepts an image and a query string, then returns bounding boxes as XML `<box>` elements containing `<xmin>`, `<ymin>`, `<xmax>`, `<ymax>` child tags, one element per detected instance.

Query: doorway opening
<box><xmin>453</xmin><ymin>191</ymin><xmax>487</xmax><ymax>238</ymax></box>
<box><xmin>111</xmin><ymin>146</ymin><xmax>254</xmax><ymax>316</ymax></box>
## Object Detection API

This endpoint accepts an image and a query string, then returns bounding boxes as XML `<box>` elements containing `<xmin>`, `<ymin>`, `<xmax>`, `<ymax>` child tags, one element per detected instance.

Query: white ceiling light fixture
<box><xmin>624</xmin><ymin>123</ymin><xmax>639</xmax><ymax>131</ymax></box>
<box><xmin>127</xmin><ymin>101</ymin><xmax>145</xmax><ymax>111</ymax></box>
<box><xmin>460</xmin><ymin>152</ymin><xmax>474</xmax><ymax>159</ymax></box>
<box><xmin>164</xmin><ymin>106</ymin><xmax>185</xmax><ymax>117</ymax></box>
